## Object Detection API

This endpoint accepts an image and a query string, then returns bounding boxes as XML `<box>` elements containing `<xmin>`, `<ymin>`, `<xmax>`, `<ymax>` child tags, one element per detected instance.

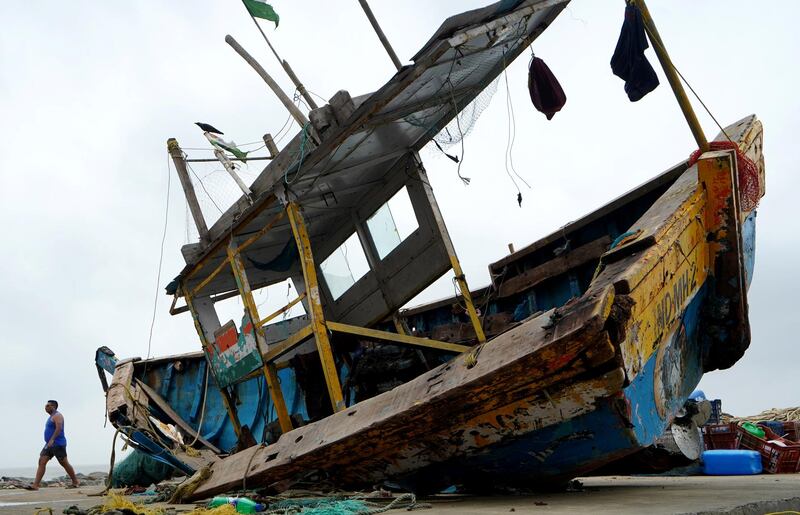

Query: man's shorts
<box><xmin>40</xmin><ymin>445</ymin><xmax>67</xmax><ymax>459</ymax></box>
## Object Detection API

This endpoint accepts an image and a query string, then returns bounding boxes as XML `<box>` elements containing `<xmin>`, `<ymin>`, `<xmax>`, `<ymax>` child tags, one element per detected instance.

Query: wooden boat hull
<box><xmin>98</xmin><ymin>115</ymin><xmax>763</xmax><ymax>497</ymax></box>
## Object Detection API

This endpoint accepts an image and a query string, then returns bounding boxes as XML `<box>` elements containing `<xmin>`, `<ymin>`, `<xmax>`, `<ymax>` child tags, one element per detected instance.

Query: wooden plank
<box><xmin>135</xmin><ymin>379</ymin><xmax>222</xmax><ymax>454</ymax></box>
<box><xmin>257</xmin><ymin>292</ymin><xmax>306</xmax><ymax>328</ymax></box>
<box><xmin>185</xmin><ymin>285</ymin><xmax>616</xmax><ymax>499</ymax></box>
<box><xmin>497</xmin><ymin>236</ymin><xmax>612</xmax><ymax>298</ymax></box>
<box><xmin>489</xmin><ymin>161</ymin><xmax>687</xmax><ymax>272</ymax></box>
<box><xmin>326</xmin><ymin>321</ymin><xmax>470</xmax><ymax>353</ymax></box>
<box><xmin>262</xmin><ymin>323</ymin><xmax>313</xmax><ymax>363</ymax></box>
<box><xmin>106</xmin><ymin>362</ymin><xmax>150</xmax><ymax>430</ymax></box>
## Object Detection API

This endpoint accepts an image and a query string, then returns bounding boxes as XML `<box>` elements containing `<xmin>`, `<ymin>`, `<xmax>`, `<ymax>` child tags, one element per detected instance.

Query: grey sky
<box><xmin>0</xmin><ymin>1</ymin><xmax>797</xmax><ymax>468</ymax></box>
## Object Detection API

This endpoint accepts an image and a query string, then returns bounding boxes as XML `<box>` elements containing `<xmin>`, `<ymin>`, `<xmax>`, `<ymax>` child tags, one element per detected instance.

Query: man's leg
<box><xmin>31</xmin><ymin>454</ymin><xmax>51</xmax><ymax>489</ymax></box>
<box><xmin>56</xmin><ymin>455</ymin><xmax>79</xmax><ymax>487</ymax></box>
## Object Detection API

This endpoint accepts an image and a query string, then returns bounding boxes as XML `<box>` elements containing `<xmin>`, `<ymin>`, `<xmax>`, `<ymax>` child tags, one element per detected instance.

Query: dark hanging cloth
<box><xmin>610</xmin><ymin>3</ymin><xmax>659</xmax><ymax>102</ymax></box>
<box><xmin>528</xmin><ymin>56</ymin><xmax>566</xmax><ymax>120</ymax></box>
<box><xmin>247</xmin><ymin>238</ymin><xmax>297</xmax><ymax>272</ymax></box>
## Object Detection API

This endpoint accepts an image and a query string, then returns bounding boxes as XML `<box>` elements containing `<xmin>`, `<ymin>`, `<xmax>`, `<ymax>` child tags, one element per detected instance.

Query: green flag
<box><xmin>205</xmin><ymin>133</ymin><xmax>249</xmax><ymax>162</ymax></box>
<box><xmin>243</xmin><ymin>0</ymin><xmax>279</xmax><ymax>27</ymax></box>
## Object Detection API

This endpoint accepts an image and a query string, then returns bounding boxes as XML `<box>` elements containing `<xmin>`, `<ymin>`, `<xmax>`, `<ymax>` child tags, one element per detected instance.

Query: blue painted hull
<box><xmin>97</xmin><ymin>135</ymin><xmax>762</xmax><ymax>492</ymax></box>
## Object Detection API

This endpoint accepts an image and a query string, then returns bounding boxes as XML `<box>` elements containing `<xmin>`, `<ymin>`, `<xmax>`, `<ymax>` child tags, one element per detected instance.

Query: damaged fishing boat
<box><xmin>96</xmin><ymin>0</ymin><xmax>765</xmax><ymax>497</ymax></box>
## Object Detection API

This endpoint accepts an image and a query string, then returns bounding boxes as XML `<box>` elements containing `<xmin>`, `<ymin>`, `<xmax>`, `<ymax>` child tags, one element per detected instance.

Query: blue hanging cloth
<box><xmin>610</xmin><ymin>3</ymin><xmax>659</xmax><ymax>102</ymax></box>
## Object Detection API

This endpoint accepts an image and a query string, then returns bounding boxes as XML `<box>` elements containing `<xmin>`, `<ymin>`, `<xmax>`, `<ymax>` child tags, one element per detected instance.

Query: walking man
<box><xmin>27</xmin><ymin>400</ymin><xmax>80</xmax><ymax>490</ymax></box>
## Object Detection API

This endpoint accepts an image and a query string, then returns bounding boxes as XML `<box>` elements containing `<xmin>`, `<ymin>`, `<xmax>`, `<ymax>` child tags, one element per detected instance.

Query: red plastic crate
<box><xmin>781</xmin><ymin>421</ymin><xmax>800</xmax><ymax>442</ymax></box>
<box><xmin>703</xmin><ymin>423</ymin><xmax>739</xmax><ymax>450</ymax></box>
<box><xmin>735</xmin><ymin>424</ymin><xmax>800</xmax><ymax>473</ymax></box>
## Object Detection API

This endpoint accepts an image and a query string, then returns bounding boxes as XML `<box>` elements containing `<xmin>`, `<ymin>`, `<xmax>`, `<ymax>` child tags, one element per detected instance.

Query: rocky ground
<box><xmin>0</xmin><ymin>472</ymin><xmax>108</xmax><ymax>490</ymax></box>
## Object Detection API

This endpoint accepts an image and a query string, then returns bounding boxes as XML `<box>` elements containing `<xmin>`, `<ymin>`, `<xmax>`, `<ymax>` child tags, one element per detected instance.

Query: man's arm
<box><xmin>47</xmin><ymin>413</ymin><xmax>64</xmax><ymax>448</ymax></box>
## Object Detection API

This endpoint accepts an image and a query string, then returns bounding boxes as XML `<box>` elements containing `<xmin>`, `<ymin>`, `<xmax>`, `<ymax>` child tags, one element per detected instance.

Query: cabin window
<box><xmin>366</xmin><ymin>186</ymin><xmax>419</xmax><ymax>259</ymax></box>
<box><xmin>252</xmin><ymin>279</ymin><xmax>307</xmax><ymax>325</ymax></box>
<box><xmin>321</xmin><ymin>233</ymin><xmax>370</xmax><ymax>300</ymax></box>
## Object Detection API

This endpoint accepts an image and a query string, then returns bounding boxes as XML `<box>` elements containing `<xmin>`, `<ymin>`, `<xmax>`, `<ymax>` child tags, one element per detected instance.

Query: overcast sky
<box><xmin>1</xmin><ymin>1</ymin><xmax>797</xmax><ymax>469</ymax></box>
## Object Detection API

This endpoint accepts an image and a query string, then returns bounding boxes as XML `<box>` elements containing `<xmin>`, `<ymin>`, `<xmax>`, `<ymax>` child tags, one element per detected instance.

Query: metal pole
<box><xmin>241</xmin><ymin>1</ymin><xmax>319</xmax><ymax>109</ymax></box>
<box><xmin>357</xmin><ymin>0</ymin><xmax>403</xmax><ymax>71</ymax></box>
<box><xmin>225</xmin><ymin>35</ymin><xmax>311</xmax><ymax>130</ymax></box>
<box><xmin>167</xmin><ymin>138</ymin><xmax>210</xmax><ymax>244</ymax></box>
<box><xmin>635</xmin><ymin>0</ymin><xmax>709</xmax><ymax>152</ymax></box>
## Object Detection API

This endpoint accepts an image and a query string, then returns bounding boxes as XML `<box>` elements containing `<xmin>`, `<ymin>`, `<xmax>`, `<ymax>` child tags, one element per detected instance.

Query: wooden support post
<box><xmin>184</xmin><ymin>292</ymin><xmax>244</xmax><ymax>438</ymax></box>
<box><xmin>168</xmin><ymin>138</ymin><xmax>209</xmax><ymax>244</ymax></box>
<box><xmin>263</xmin><ymin>134</ymin><xmax>279</xmax><ymax>158</ymax></box>
<box><xmin>412</xmin><ymin>154</ymin><xmax>486</xmax><ymax>343</ymax></box>
<box><xmin>357</xmin><ymin>0</ymin><xmax>403</xmax><ymax>71</ymax></box>
<box><xmin>227</xmin><ymin>243</ymin><xmax>293</xmax><ymax>433</ymax></box>
<box><xmin>225</xmin><ymin>35</ymin><xmax>312</xmax><ymax>132</ymax></box>
<box><xmin>211</xmin><ymin>147</ymin><xmax>253</xmax><ymax>201</ymax></box>
<box><xmin>635</xmin><ymin>0</ymin><xmax>709</xmax><ymax>152</ymax></box>
<box><xmin>285</xmin><ymin>202</ymin><xmax>346</xmax><ymax>412</ymax></box>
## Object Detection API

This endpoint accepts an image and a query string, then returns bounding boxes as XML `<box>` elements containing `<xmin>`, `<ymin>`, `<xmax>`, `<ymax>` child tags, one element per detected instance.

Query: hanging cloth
<box><xmin>247</xmin><ymin>238</ymin><xmax>297</xmax><ymax>272</ymax></box>
<box><xmin>610</xmin><ymin>3</ymin><xmax>659</xmax><ymax>102</ymax></box>
<box><xmin>528</xmin><ymin>56</ymin><xmax>566</xmax><ymax>120</ymax></box>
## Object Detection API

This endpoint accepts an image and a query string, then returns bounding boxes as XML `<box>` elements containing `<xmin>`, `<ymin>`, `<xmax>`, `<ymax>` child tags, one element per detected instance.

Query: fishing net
<box><xmin>428</xmin><ymin>76</ymin><xmax>500</xmax><ymax>150</ymax></box>
<box><xmin>688</xmin><ymin>140</ymin><xmax>761</xmax><ymax>212</ymax></box>
<box><xmin>265</xmin><ymin>493</ymin><xmax>423</xmax><ymax>515</ymax></box>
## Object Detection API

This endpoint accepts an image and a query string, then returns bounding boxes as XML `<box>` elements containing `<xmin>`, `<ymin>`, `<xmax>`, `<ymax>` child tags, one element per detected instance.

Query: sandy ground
<box><xmin>1</xmin><ymin>475</ymin><xmax>799</xmax><ymax>515</ymax></box>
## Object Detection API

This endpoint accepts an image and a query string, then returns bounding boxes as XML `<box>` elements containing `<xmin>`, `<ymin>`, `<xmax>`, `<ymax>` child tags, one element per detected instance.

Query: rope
<box><xmin>284</xmin><ymin>123</ymin><xmax>311</xmax><ymax>185</ymax></box>
<box><xmin>168</xmin><ymin>466</ymin><xmax>212</xmax><ymax>504</ymax></box>
<box><xmin>633</xmin><ymin>0</ymin><xmax>733</xmax><ymax>143</ymax></box>
<box><xmin>186</xmin><ymin>364</ymin><xmax>210</xmax><ymax>448</ymax></box>
<box><xmin>242</xmin><ymin>443</ymin><xmax>265</xmax><ymax>493</ymax></box>
<box><xmin>731</xmin><ymin>407</ymin><xmax>800</xmax><ymax>424</ymax></box>
<box><xmin>145</xmin><ymin>155</ymin><xmax>172</xmax><ymax>365</ymax></box>
<box><xmin>102</xmin><ymin>428</ymin><xmax>122</xmax><ymax>493</ymax></box>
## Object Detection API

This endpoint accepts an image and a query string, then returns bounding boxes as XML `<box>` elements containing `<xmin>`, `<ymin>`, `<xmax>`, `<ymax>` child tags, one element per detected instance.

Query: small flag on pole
<box><xmin>205</xmin><ymin>132</ymin><xmax>249</xmax><ymax>162</ymax></box>
<box><xmin>243</xmin><ymin>0</ymin><xmax>279</xmax><ymax>27</ymax></box>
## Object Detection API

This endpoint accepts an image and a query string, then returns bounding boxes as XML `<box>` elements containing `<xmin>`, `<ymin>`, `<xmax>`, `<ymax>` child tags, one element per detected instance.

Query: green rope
<box><xmin>284</xmin><ymin>122</ymin><xmax>310</xmax><ymax>185</ymax></box>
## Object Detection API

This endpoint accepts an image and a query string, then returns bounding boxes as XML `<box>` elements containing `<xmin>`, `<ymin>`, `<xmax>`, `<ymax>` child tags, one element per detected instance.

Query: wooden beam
<box><xmin>168</xmin><ymin>138</ymin><xmax>209</xmax><ymax>244</ymax></box>
<box><xmin>262</xmin><ymin>323</ymin><xmax>314</xmax><ymax>363</ymax></box>
<box><xmin>413</xmin><ymin>154</ymin><xmax>486</xmax><ymax>343</ymax></box>
<box><xmin>184</xmin><ymin>293</ymin><xmax>244</xmax><ymax>439</ymax></box>
<box><xmin>257</xmin><ymin>292</ymin><xmax>307</xmax><ymax>328</ymax></box>
<box><xmin>327</xmin><ymin>321</ymin><xmax>470</xmax><ymax>354</ymax></box>
<box><xmin>135</xmin><ymin>379</ymin><xmax>222</xmax><ymax>454</ymax></box>
<box><xmin>286</xmin><ymin>202</ymin><xmax>346</xmax><ymax>412</ymax></box>
<box><xmin>191</xmin><ymin>255</ymin><xmax>232</xmax><ymax>297</ymax></box>
<box><xmin>497</xmin><ymin>236</ymin><xmax>613</xmax><ymax>298</ymax></box>
<box><xmin>357</xmin><ymin>0</ymin><xmax>403</xmax><ymax>71</ymax></box>
<box><xmin>225</xmin><ymin>35</ymin><xmax>312</xmax><ymax>132</ymax></box>
<box><xmin>635</xmin><ymin>0</ymin><xmax>708</xmax><ymax>152</ymax></box>
<box><xmin>227</xmin><ymin>242</ymin><xmax>293</xmax><ymax>434</ymax></box>
<box><xmin>263</xmin><ymin>363</ymin><xmax>293</xmax><ymax>433</ymax></box>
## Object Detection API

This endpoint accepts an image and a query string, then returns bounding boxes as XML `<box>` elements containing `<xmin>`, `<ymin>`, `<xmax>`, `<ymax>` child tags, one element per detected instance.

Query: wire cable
<box><xmin>146</xmin><ymin>155</ymin><xmax>172</xmax><ymax>361</ymax></box>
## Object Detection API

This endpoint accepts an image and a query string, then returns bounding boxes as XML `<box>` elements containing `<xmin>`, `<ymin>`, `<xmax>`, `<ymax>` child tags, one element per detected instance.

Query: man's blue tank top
<box><xmin>44</xmin><ymin>412</ymin><xmax>67</xmax><ymax>446</ymax></box>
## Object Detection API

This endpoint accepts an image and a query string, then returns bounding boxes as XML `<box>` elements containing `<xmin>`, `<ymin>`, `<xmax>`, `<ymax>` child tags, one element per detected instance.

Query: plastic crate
<box><xmin>703</xmin><ymin>423</ymin><xmax>739</xmax><ymax>450</ymax></box>
<box><xmin>735</xmin><ymin>424</ymin><xmax>800</xmax><ymax>473</ymax></box>
<box><xmin>781</xmin><ymin>421</ymin><xmax>800</xmax><ymax>442</ymax></box>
